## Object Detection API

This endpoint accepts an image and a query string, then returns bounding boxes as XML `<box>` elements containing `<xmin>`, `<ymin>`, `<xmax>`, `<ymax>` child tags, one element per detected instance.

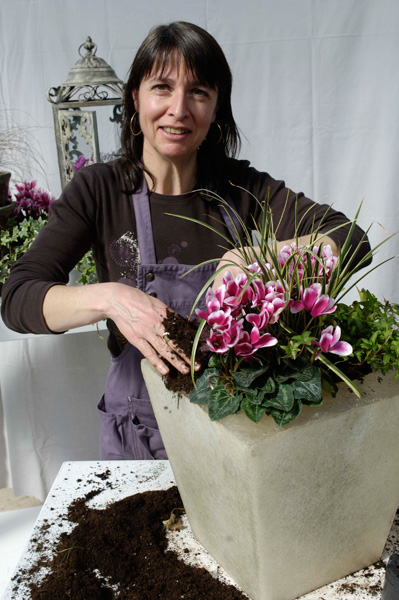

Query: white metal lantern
<box><xmin>46</xmin><ymin>36</ymin><xmax>124</xmax><ymax>188</ymax></box>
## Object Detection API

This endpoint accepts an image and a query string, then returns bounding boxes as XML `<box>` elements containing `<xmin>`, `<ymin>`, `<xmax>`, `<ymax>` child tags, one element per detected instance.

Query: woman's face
<box><xmin>132</xmin><ymin>58</ymin><xmax>218</xmax><ymax>167</ymax></box>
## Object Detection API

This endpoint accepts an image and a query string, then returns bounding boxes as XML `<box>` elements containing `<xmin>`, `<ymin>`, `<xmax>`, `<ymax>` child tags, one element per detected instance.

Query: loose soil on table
<box><xmin>13</xmin><ymin>485</ymin><xmax>247</xmax><ymax>600</ymax></box>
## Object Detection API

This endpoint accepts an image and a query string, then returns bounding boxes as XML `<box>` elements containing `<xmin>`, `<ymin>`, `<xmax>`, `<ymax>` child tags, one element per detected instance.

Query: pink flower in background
<box><xmin>13</xmin><ymin>180</ymin><xmax>54</xmax><ymax>218</ymax></box>
<box><xmin>223</xmin><ymin>271</ymin><xmax>252</xmax><ymax>315</ymax></box>
<box><xmin>73</xmin><ymin>155</ymin><xmax>90</xmax><ymax>171</ymax></box>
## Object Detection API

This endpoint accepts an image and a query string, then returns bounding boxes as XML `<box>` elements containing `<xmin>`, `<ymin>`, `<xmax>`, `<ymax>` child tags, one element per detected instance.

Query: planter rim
<box><xmin>151</xmin><ymin>365</ymin><xmax>399</xmax><ymax>443</ymax></box>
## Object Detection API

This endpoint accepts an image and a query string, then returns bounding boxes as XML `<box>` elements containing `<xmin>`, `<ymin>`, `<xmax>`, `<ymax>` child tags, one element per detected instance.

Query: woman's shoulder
<box><xmin>225</xmin><ymin>158</ymin><xmax>283</xmax><ymax>199</ymax></box>
<box><xmin>70</xmin><ymin>158</ymin><xmax>125</xmax><ymax>187</ymax></box>
<box><xmin>55</xmin><ymin>158</ymin><xmax>127</xmax><ymax>204</ymax></box>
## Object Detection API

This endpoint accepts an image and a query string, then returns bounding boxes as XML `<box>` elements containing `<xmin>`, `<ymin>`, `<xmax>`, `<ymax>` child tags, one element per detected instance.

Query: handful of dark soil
<box><xmin>161</xmin><ymin>308</ymin><xmax>210</xmax><ymax>395</ymax></box>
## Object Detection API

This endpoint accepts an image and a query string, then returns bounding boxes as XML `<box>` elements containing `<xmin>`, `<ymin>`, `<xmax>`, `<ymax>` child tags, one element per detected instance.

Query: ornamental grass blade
<box><xmin>317</xmin><ymin>354</ymin><xmax>362</xmax><ymax>397</ymax></box>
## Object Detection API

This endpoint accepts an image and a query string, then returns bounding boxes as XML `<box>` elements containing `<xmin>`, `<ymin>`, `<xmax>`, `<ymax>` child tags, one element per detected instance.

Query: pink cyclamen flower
<box><xmin>206</xmin><ymin>319</ymin><xmax>243</xmax><ymax>353</ymax></box>
<box><xmin>196</xmin><ymin>285</ymin><xmax>227</xmax><ymax>321</ymax></box>
<box><xmin>311</xmin><ymin>325</ymin><xmax>352</xmax><ymax>358</ymax></box>
<box><xmin>234</xmin><ymin>326</ymin><xmax>277</xmax><ymax>358</ymax></box>
<box><xmin>290</xmin><ymin>282</ymin><xmax>336</xmax><ymax>317</ymax></box>
<box><xmin>222</xmin><ymin>271</ymin><xmax>252</xmax><ymax>315</ymax></box>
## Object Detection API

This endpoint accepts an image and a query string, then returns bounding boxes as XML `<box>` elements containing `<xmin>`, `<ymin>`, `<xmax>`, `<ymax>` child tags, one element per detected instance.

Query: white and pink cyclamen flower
<box><xmin>290</xmin><ymin>282</ymin><xmax>336</xmax><ymax>318</ymax></box>
<box><xmin>197</xmin><ymin>244</ymin><xmax>345</xmax><ymax>361</ymax></box>
<box><xmin>311</xmin><ymin>325</ymin><xmax>353</xmax><ymax>359</ymax></box>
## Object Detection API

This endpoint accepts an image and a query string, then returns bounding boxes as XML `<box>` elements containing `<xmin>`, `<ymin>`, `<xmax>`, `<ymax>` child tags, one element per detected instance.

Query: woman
<box><xmin>1</xmin><ymin>22</ymin><xmax>370</xmax><ymax>460</ymax></box>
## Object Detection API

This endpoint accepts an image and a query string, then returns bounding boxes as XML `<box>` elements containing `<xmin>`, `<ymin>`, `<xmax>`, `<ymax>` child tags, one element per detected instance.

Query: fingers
<box><xmin>137</xmin><ymin>334</ymin><xmax>191</xmax><ymax>376</ymax></box>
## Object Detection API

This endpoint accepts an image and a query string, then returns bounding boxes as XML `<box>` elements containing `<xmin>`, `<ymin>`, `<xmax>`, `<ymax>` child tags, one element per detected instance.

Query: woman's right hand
<box><xmin>103</xmin><ymin>283</ymin><xmax>193</xmax><ymax>376</ymax></box>
<box><xmin>42</xmin><ymin>282</ymin><xmax>194</xmax><ymax>376</ymax></box>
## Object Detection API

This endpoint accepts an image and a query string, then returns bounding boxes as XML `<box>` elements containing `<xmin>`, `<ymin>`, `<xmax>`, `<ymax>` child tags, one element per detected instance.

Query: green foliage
<box><xmin>333</xmin><ymin>288</ymin><xmax>399</xmax><ymax>379</ymax></box>
<box><xmin>174</xmin><ymin>189</ymin><xmax>397</xmax><ymax>427</ymax></box>
<box><xmin>0</xmin><ymin>215</ymin><xmax>97</xmax><ymax>285</ymax></box>
<box><xmin>192</xmin><ymin>355</ymin><xmax>322</xmax><ymax>427</ymax></box>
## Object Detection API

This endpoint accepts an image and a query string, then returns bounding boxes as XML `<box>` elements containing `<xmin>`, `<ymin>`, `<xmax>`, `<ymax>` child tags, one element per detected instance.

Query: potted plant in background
<box><xmin>142</xmin><ymin>193</ymin><xmax>399</xmax><ymax>600</ymax></box>
<box><xmin>0</xmin><ymin>109</ymin><xmax>97</xmax><ymax>293</ymax></box>
<box><xmin>0</xmin><ymin>179</ymin><xmax>97</xmax><ymax>290</ymax></box>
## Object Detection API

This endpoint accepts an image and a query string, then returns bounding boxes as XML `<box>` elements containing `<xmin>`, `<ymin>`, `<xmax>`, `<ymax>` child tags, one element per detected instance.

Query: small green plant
<box><xmin>334</xmin><ymin>289</ymin><xmax>399</xmax><ymax>379</ymax></box>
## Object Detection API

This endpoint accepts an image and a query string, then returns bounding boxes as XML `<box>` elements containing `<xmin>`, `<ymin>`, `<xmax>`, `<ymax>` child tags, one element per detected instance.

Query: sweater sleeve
<box><xmin>231</xmin><ymin>161</ymin><xmax>371</xmax><ymax>267</ymax></box>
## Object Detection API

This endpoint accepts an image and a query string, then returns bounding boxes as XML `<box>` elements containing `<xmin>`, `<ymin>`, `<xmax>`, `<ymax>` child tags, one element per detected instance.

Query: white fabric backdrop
<box><xmin>1</xmin><ymin>1</ymin><xmax>399</xmax><ymax>496</ymax></box>
<box><xmin>1</xmin><ymin>0</ymin><xmax>399</xmax><ymax>300</ymax></box>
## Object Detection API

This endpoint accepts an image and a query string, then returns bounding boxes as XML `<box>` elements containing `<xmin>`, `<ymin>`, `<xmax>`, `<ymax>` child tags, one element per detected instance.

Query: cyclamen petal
<box><xmin>310</xmin><ymin>295</ymin><xmax>336</xmax><ymax>317</ymax></box>
<box><xmin>302</xmin><ymin>283</ymin><xmax>322</xmax><ymax>310</ymax></box>
<box><xmin>250</xmin><ymin>327</ymin><xmax>278</xmax><ymax>349</ymax></box>
<box><xmin>328</xmin><ymin>341</ymin><xmax>353</xmax><ymax>356</ymax></box>
<box><xmin>208</xmin><ymin>309</ymin><xmax>232</xmax><ymax>329</ymax></box>
<box><xmin>289</xmin><ymin>300</ymin><xmax>303</xmax><ymax>314</ymax></box>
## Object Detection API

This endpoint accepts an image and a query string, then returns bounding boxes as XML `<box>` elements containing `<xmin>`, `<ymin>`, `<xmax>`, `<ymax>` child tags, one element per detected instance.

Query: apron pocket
<box><xmin>128</xmin><ymin>397</ymin><xmax>167</xmax><ymax>460</ymax></box>
<box><xmin>97</xmin><ymin>395</ymin><xmax>167</xmax><ymax>460</ymax></box>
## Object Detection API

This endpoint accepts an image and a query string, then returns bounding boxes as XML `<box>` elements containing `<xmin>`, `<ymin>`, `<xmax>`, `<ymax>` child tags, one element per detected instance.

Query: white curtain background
<box><xmin>1</xmin><ymin>0</ymin><xmax>398</xmax><ymax>300</ymax></box>
<box><xmin>0</xmin><ymin>0</ymin><xmax>399</xmax><ymax>496</ymax></box>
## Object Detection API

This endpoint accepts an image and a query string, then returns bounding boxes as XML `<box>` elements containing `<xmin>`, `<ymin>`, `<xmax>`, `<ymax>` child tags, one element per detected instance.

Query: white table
<box><xmin>3</xmin><ymin>461</ymin><xmax>398</xmax><ymax>600</ymax></box>
<box><xmin>0</xmin><ymin>322</ymin><xmax>110</xmax><ymax>501</ymax></box>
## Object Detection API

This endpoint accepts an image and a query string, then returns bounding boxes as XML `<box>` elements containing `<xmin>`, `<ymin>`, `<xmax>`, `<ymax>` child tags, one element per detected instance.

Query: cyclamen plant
<box><xmin>13</xmin><ymin>180</ymin><xmax>55</xmax><ymax>218</ymax></box>
<box><xmin>170</xmin><ymin>190</ymin><xmax>396</xmax><ymax>427</ymax></box>
<box><xmin>0</xmin><ymin>180</ymin><xmax>96</xmax><ymax>285</ymax></box>
<box><xmin>191</xmin><ymin>244</ymin><xmax>354</xmax><ymax>426</ymax></box>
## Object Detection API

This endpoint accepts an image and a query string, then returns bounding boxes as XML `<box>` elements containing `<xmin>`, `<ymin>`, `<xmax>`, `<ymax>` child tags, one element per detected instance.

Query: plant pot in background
<box><xmin>142</xmin><ymin>361</ymin><xmax>399</xmax><ymax>600</ymax></box>
<box><xmin>0</xmin><ymin>171</ymin><xmax>11</xmax><ymax>207</ymax></box>
<box><xmin>381</xmin><ymin>553</ymin><xmax>399</xmax><ymax>600</ymax></box>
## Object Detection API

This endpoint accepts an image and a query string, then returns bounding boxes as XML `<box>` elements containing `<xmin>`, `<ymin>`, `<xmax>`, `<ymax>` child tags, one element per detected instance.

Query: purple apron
<box><xmin>98</xmin><ymin>180</ymin><xmax>241</xmax><ymax>460</ymax></box>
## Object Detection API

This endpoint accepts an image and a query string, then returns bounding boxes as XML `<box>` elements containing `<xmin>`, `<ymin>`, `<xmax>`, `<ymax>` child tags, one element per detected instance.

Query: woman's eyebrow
<box><xmin>149</xmin><ymin>75</ymin><xmax>211</xmax><ymax>87</ymax></box>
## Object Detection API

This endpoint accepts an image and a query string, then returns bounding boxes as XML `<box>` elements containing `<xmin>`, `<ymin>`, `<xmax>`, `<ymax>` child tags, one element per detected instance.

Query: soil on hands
<box><xmin>161</xmin><ymin>308</ymin><xmax>209</xmax><ymax>395</ymax></box>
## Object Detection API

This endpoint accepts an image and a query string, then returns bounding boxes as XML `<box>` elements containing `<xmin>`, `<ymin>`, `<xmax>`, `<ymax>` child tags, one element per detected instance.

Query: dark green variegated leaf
<box><xmin>269</xmin><ymin>399</ymin><xmax>302</xmax><ymax>427</ymax></box>
<box><xmin>208</xmin><ymin>355</ymin><xmax>221</xmax><ymax>368</ymax></box>
<box><xmin>291</xmin><ymin>375</ymin><xmax>322</xmax><ymax>403</ymax></box>
<box><xmin>263</xmin><ymin>383</ymin><xmax>295</xmax><ymax>411</ymax></box>
<box><xmin>263</xmin><ymin>377</ymin><xmax>276</xmax><ymax>394</ymax></box>
<box><xmin>294</xmin><ymin>363</ymin><xmax>319</xmax><ymax>382</ymax></box>
<box><xmin>208</xmin><ymin>386</ymin><xmax>242</xmax><ymax>420</ymax></box>
<box><xmin>232</xmin><ymin>365</ymin><xmax>269</xmax><ymax>388</ymax></box>
<box><xmin>247</xmin><ymin>389</ymin><xmax>264</xmax><ymax>405</ymax></box>
<box><xmin>242</xmin><ymin>397</ymin><xmax>266</xmax><ymax>423</ymax></box>
<box><xmin>190</xmin><ymin>368</ymin><xmax>219</xmax><ymax>404</ymax></box>
<box><xmin>275</xmin><ymin>357</ymin><xmax>317</xmax><ymax>383</ymax></box>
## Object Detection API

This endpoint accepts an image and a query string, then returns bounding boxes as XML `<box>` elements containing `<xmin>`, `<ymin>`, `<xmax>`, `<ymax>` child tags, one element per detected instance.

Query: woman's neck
<box><xmin>142</xmin><ymin>149</ymin><xmax>197</xmax><ymax>195</ymax></box>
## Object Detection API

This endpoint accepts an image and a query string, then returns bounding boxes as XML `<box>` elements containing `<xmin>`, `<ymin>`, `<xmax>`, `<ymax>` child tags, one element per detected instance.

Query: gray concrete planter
<box><xmin>142</xmin><ymin>360</ymin><xmax>399</xmax><ymax>600</ymax></box>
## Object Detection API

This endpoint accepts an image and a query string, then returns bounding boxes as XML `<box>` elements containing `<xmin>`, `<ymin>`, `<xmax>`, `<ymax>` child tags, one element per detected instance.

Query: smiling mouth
<box><xmin>162</xmin><ymin>127</ymin><xmax>191</xmax><ymax>135</ymax></box>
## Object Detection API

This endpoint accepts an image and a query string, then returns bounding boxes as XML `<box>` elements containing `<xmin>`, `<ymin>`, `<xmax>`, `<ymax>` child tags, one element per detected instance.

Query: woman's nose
<box><xmin>168</xmin><ymin>90</ymin><xmax>188</xmax><ymax>120</ymax></box>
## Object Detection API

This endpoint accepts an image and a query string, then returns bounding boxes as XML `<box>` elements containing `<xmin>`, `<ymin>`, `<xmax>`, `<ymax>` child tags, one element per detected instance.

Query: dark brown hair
<box><xmin>120</xmin><ymin>21</ymin><xmax>241</xmax><ymax>193</ymax></box>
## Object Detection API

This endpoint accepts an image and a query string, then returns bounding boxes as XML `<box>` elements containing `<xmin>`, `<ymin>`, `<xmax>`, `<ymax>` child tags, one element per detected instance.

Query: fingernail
<box><xmin>181</xmin><ymin>365</ymin><xmax>189</xmax><ymax>374</ymax></box>
<box><xmin>160</xmin><ymin>364</ymin><xmax>169</xmax><ymax>375</ymax></box>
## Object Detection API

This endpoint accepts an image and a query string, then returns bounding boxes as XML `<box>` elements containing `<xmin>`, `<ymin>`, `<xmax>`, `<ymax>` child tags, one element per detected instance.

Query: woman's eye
<box><xmin>192</xmin><ymin>88</ymin><xmax>208</xmax><ymax>97</ymax></box>
<box><xmin>153</xmin><ymin>84</ymin><xmax>169</xmax><ymax>91</ymax></box>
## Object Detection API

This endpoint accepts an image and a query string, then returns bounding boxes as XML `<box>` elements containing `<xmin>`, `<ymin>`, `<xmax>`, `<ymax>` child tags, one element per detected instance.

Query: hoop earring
<box><xmin>130</xmin><ymin>112</ymin><xmax>142</xmax><ymax>136</ymax></box>
<box><xmin>205</xmin><ymin>122</ymin><xmax>222</xmax><ymax>145</ymax></box>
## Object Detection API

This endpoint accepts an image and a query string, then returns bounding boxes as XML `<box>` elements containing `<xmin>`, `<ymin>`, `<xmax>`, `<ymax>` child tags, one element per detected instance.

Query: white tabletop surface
<box><xmin>3</xmin><ymin>460</ymin><xmax>398</xmax><ymax>600</ymax></box>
